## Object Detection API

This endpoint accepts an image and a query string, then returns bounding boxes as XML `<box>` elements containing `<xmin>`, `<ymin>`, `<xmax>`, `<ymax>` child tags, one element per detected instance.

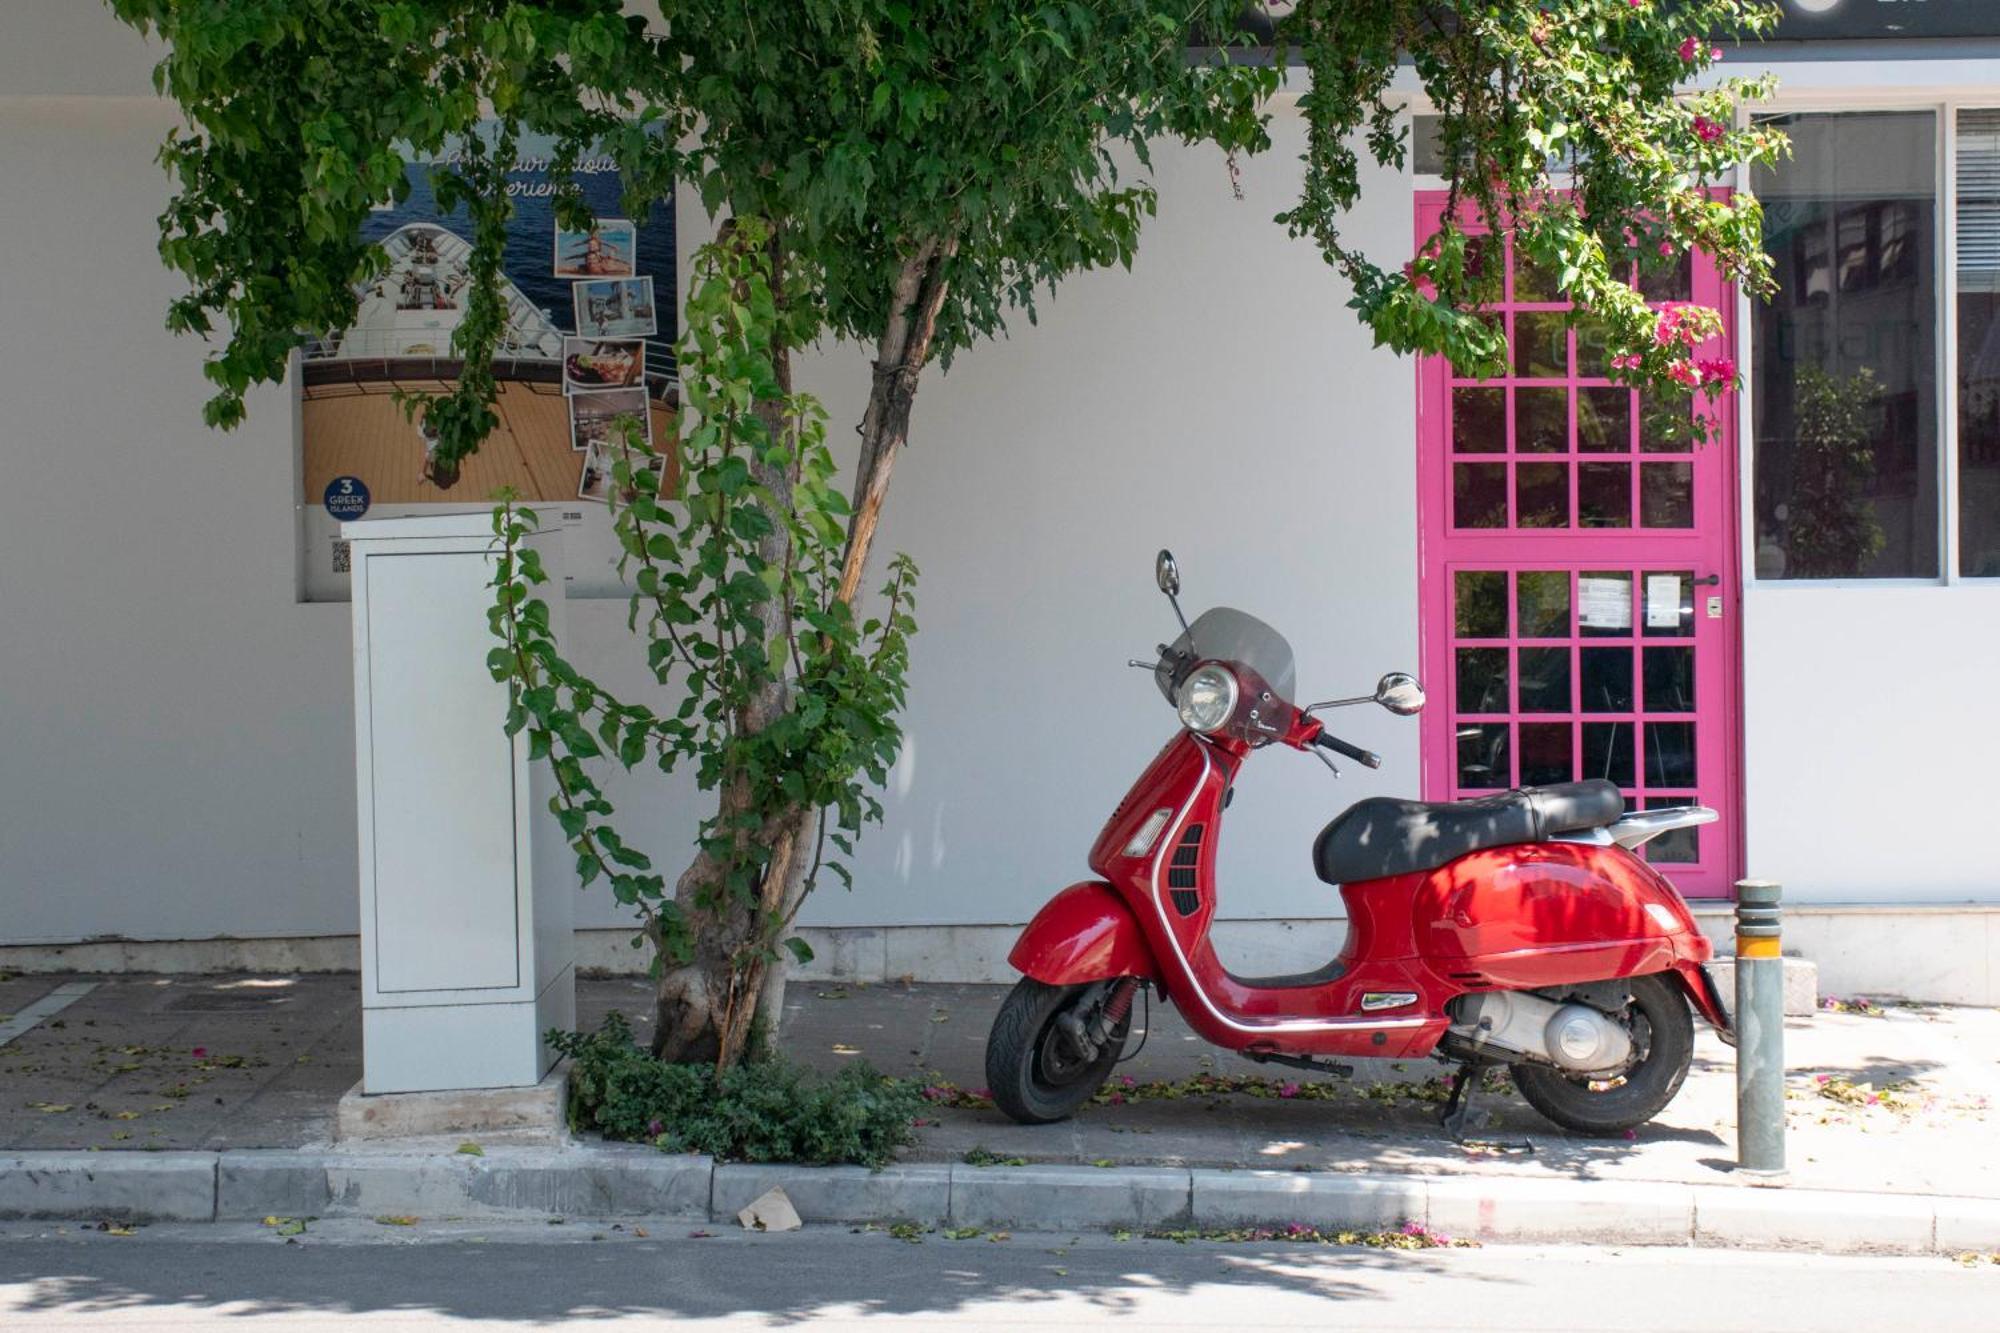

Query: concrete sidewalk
<box><xmin>2</xmin><ymin>971</ymin><xmax>1997</xmax><ymax>1253</ymax></box>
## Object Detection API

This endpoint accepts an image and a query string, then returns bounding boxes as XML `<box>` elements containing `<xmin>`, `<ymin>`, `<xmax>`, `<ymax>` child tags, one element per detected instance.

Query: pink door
<box><xmin>1414</xmin><ymin>196</ymin><xmax>1743</xmax><ymax>897</ymax></box>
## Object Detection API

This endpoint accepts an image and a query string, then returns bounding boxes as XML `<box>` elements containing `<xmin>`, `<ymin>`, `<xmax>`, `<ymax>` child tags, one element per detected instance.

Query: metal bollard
<box><xmin>1734</xmin><ymin>879</ymin><xmax>1785</xmax><ymax>1177</ymax></box>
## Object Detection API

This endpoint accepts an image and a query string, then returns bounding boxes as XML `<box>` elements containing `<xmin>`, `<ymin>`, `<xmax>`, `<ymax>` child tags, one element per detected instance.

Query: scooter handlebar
<box><xmin>1313</xmin><ymin>730</ymin><xmax>1382</xmax><ymax>770</ymax></box>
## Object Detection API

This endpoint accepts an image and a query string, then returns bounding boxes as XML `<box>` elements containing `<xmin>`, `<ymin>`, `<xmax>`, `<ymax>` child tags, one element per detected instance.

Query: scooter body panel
<box><xmin>1008</xmin><ymin>880</ymin><xmax>1162</xmax><ymax>987</ymax></box>
<box><xmin>1051</xmin><ymin>729</ymin><xmax>1715</xmax><ymax>1061</ymax></box>
<box><xmin>1410</xmin><ymin>841</ymin><xmax>1713</xmax><ymax>990</ymax></box>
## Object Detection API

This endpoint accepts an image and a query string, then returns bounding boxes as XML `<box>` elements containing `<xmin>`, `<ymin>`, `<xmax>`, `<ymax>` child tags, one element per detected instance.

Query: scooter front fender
<box><xmin>1008</xmin><ymin>881</ymin><xmax>1161</xmax><ymax>987</ymax></box>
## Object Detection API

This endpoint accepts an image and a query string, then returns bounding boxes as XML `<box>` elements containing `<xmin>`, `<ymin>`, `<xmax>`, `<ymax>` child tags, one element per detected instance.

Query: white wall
<box><xmin>1742</xmin><ymin>581</ymin><xmax>2000</xmax><ymax>901</ymax></box>
<box><xmin>766</xmin><ymin>113</ymin><xmax>1425</xmax><ymax>929</ymax></box>
<box><xmin>0</xmin><ymin>2</ymin><xmax>1422</xmax><ymax>946</ymax></box>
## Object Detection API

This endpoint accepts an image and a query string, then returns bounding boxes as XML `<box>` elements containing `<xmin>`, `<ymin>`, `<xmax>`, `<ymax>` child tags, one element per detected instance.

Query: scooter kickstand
<box><xmin>1438</xmin><ymin>1063</ymin><xmax>1535</xmax><ymax>1154</ymax></box>
<box><xmin>1439</xmin><ymin>1063</ymin><xmax>1481</xmax><ymax>1141</ymax></box>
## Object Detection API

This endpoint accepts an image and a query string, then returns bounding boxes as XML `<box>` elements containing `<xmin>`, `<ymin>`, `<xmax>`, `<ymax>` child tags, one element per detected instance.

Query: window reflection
<box><xmin>1958</xmin><ymin>109</ymin><xmax>2000</xmax><ymax>576</ymax></box>
<box><xmin>1751</xmin><ymin>112</ymin><xmax>1940</xmax><ymax>579</ymax></box>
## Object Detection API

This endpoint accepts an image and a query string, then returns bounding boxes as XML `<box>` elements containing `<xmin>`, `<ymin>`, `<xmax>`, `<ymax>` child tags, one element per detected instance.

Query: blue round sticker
<box><xmin>324</xmin><ymin>475</ymin><xmax>371</xmax><ymax>521</ymax></box>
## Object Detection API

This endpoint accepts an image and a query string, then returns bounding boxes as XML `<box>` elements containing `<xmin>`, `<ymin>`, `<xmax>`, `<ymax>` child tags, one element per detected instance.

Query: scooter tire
<box><xmin>985</xmin><ymin>977</ymin><xmax>1124</xmax><ymax>1125</ymax></box>
<box><xmin>1511</xmin><ymin>973</ymin><xmax>1695</xmax><ymax>1136</ymax></box>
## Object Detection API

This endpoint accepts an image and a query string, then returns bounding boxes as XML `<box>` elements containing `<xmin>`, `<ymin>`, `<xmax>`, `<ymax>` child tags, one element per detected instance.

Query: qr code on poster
<box><xmin>331</xmin><ymin>540</ymin><xmax>351</xmax><ymax>574</ymax></box>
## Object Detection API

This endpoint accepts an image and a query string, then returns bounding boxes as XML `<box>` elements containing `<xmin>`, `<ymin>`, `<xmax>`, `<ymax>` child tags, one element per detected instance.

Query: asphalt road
<box><xmin>2</xmin><ymin>1221</ymin><xmax>1995</xmax><ymax>1331</ymax></box>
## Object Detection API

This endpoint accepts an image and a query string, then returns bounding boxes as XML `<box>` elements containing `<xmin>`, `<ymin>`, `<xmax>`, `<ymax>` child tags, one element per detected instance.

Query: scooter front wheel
<box><xmin>985</xmin><ymin>978</ymin><xmax>1126</xmax><ymax>1124</ymax></box>
<box><xmin>1511</xmin><ymin>972</ymin><xmax>1694</xmax><ymax>1136</ymax></box>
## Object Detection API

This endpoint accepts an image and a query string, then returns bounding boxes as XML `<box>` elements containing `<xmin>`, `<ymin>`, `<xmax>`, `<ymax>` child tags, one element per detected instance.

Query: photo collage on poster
<box><xmin>555</xmin><ymin>222</ymin><xmax>657</xmax><ymax>505</ymax></box>
<box><xmin>299</xmin><ymin>123</ymin><xmax>676</xmax><ymax>599</ymax></box>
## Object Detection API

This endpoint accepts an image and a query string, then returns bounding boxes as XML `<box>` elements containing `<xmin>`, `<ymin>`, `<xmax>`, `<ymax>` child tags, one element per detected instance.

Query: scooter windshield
<box><xmin>1155</xmin><ymin>606</ymin><xmax>1297</xmax><ymax>706</ymax></box>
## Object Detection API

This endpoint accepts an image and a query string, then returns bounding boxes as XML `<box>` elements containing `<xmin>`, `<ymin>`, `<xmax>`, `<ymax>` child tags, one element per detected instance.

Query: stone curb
<box><xmin>4</xmin><ymin>1149</ymin><xmax>1998</xmax><ymax>1254</ymax></box>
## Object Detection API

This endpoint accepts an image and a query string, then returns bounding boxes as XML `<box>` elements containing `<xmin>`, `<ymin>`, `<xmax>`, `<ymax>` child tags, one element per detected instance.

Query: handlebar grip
<box><xmin>1315</xmin><ymin>730</ymin><xmax>1382</xmax><ymax>769</ymax></box>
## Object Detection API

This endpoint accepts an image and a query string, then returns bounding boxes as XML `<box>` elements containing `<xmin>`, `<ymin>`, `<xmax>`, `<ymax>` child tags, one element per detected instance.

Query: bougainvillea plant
<box><xmin>112</xmin><ymin>0</ymin><xmax>1780</xmax><ymax>1066</ymax></box>
<box><xmin>1278</xmin><ymin>0</ymin><xmax>1784</xmax><ymax>440</ymax></box>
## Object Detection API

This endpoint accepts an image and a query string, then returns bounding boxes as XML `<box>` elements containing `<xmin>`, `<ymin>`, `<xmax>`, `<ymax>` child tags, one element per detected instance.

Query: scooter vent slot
<box><xmin>1166</xmin><ymin>825</ymin><xmax>1203</xmax><ymax>913</ymax></box>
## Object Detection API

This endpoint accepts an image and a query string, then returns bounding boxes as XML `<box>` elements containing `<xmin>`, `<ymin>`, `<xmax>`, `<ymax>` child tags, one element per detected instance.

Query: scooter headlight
<box><xmin>1176</xmin><ymin>664</ymin><xmax>1239</xmax><ymax>734</ymax></box>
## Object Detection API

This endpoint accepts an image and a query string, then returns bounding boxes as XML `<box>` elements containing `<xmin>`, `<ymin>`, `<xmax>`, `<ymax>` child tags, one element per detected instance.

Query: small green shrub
<box><xmin>550</xmin><ymin>1013</ymin><xmax>922</xmax><ymax>1168</ymax></box>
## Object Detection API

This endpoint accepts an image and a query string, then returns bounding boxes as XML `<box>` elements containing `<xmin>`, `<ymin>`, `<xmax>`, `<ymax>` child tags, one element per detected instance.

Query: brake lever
<box><xmin>1127</xmin><ymin>659</ymin><xmax>1163</xmax><ymax>671</ymax></box>
<box><xmin>1311</xmin><ymin>747</ymin><xmax>1341</xmax><ymax>777</ymax></box>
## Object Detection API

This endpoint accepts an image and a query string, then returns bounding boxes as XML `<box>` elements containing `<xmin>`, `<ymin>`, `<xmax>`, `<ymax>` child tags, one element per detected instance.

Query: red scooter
<box><xmin>986</xmin><ymin>551</ymin><xmax>1733</xmax><ymax>1137</ymax></box>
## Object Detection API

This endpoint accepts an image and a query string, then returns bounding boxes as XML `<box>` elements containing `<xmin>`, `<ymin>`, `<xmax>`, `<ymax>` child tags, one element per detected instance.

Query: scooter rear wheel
<box><xmin>985</xmin><ymin>978</ymin><xmax>1126</xmax><ymax>1125</ymax></box>
<box><xmin>1511</xmin><ymin>973</ymin><xmax>1694</xmax><ymax>1136</ymax></box>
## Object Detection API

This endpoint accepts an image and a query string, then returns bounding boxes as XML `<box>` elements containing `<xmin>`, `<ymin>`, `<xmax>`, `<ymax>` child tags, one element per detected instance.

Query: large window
<box><xmin>1751</xmin><ymin>112</ymin><xmax>1939</xmax><ymax>580</ymax></box>
<box><xmin>1751</xmin><ymin>109</ymin><xmax>2000</xmax><ymax>581</ymax></box>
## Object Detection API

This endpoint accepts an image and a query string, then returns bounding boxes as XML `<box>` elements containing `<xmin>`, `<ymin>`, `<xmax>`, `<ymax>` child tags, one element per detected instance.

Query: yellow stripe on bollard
<box><xmin>1736</xmin><ymin>936</ymin><xmax>1781</xmax><ymax>959</ymax></box>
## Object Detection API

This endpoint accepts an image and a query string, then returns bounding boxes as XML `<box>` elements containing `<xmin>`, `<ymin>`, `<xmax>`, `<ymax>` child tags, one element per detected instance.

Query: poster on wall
<box><xmin>298</xmin><ymin>123</ymin><xmax>675</xmax><ymax>601</ymax></box>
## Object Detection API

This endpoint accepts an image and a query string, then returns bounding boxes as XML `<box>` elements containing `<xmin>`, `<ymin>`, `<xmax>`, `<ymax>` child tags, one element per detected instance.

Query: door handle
<box><xmin>1694</xmin><ymin>574</ymin><xmax>1720</xmax><ymax>587</ymax></box>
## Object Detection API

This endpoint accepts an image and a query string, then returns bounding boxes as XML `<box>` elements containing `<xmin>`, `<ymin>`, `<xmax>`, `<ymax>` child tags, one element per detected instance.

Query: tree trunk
<box><xmin>651</xmin><ymin>229</ymin><xmax>956</xmax><ymax>1066</ymax></box>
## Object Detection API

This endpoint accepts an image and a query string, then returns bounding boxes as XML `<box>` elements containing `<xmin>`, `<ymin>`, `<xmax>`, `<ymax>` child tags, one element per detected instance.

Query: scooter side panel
<box><xmin>1007</xmin><ymin>881</ymin><xmax>1162</xmax><ymax>986</ymax></box>
<box><xmin>1411</xmin><ymin>842</ymin><xmax>1711</xmax><ymax>989</ymax></box>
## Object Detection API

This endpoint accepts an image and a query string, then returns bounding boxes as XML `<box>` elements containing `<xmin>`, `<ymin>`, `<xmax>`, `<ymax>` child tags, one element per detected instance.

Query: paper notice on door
<box><xmin>1646</xmin><ymin>574</ymin><xmax>1683</xmax><ymax>629</ymax></box>
<box><xmin>1578</xmin><ymin>577</ymin><xmax>1631</xmax><ymax>631</ymax></box>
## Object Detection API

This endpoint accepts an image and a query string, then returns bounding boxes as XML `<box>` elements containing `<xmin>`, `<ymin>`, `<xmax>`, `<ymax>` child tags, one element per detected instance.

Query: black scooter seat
<box><xmin>1312</xmin><ymin>780</ymin><xmax>1624</xmax><ymax>886</ymax></box>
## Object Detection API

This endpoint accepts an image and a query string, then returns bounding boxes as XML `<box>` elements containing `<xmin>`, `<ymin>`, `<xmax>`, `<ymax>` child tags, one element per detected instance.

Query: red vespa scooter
<box><xmin>986</xmin><ymin>550</ymin><xmax>1733</xmax><ymax>1138</ymax></box>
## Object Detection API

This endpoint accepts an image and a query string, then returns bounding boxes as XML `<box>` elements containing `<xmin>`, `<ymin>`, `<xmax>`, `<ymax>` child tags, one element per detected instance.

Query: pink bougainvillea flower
<box><xmin>1693</xmin><ymin>115</ymin><xmax>1725</xmax><ymax>143</ymax></box>
<box><xmin>1658</xmin><ymin>240</ymin><xmax>1675</xmax><ymax>256</ymax></box>
<box><xmin>1278</xmin><ymin>1081</ymin><xmax>1300</xmax><ymax>1099</ymax></box>
<box><xmin>1666</xmin><ymin>360</ymin><xmax>1700</xmax><ymax>388</ymax></box>
<box><xmin>1611</xmin><ymin>353</ymin><xmax>1644</xmax><ymax>372</ymax></box>
<box><xmin>647</xmin><ymin>1118</ymin><xmax>664</xmax><ymax>1137</ymax></box>
<box><xmin>191</xmin><ymin>1047</ymin><xmax>207</xmax><ymax>1058</ymax></box>
<box><xmin>1713</xmin><ymin>46</ymin><xmax>1724</xmax><ymax>60</ymax></box>
<box><xmin>1679</xmin><ymin>36</ymin><xmax>1700</xmax><ymax>62</ymax></box>
<box><xmin>1698</xmin><ymin>356</ymin><xmax>1736</xmax><ymax>385</ymax></box>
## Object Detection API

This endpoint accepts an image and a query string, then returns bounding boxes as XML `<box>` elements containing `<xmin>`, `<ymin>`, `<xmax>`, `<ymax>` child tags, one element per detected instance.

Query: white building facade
<box><xmin>1</xmin><ymin>2</ymin><xmax>1996</xmax><ymax>1003</ymax></box>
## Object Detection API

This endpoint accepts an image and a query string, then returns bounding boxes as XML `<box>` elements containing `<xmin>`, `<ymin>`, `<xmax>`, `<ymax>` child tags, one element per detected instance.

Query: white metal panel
<box><xmin>362</xmin><ymin>548</ymin><xmax>521</xmax><ymax>993</ymax></box>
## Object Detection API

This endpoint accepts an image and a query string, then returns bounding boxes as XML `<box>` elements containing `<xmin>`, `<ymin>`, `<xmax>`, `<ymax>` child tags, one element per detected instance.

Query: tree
<box><xmin>111</xmin><ymin>0</ymin><xmax>1782</xmax><ymax>1067</ymax></box>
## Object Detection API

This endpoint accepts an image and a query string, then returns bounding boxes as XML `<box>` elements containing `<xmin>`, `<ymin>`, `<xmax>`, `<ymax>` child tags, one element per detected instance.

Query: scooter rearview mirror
<box><xmin>1375</xmin><ymin>672</ymin><xmax>1426</xmax><ymax>716</ymax></box>
<box><xmin>1155</xmin><ymin>549</ymin><xmax>1190</xmax><ymax>634</ymax></box>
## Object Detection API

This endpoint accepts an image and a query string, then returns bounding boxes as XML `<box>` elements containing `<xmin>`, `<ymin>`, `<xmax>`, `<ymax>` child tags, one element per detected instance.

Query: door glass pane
<box><xmin>1577</xmin><ymin>387</ymin><xmax>1631</xmax><ymax>451</ymax></box>
<box><xmin>1956</xmin><ymin>109</ymin><xmax>2000</xmax><ymax>576</ymax></box>
<box><xmin>1644</xmin><ymin>796</ymin><xmax>1701</xmax><ymax>863</ymax></box>
<box><xmin>1579</xmin><ymin>463</ymin><xmax>1633</xmax><ymax>527</ymax></box>
<box><xmin>1516</xmin><ymin>462</ymin><xmax>1569</xmax><ymax>528</ymax></box>
<box><xmin>1516</xmin><ymin>571</ymin><xmax>1570</xmax><ymax>637</ymax></box>
<box><xmin>1638</xmin><ymin>250</ymin><xmax>1693</xmax><ymax>303</ymax></box>
<box><xmin>1639</xmin><ymin>393</ymin><xmax>1694</xmax><ymax>452</ymax></box>
<box><xmin>1458</xmin><ymin>723</ymin><xmax>1510</xmax><ymax>789</ymax></box>
<box><xmin>1645</xmin><ymin>721</ymin><xmax>1698</xmax><ymax>786</ymax></box>
<box><xmin>1455</xmin><ymin>570</ymin><xmax>1508</xmax><ymax>637</ymax></box>
<box><xmin>1643</xmin><ymin>646</ymin><xmax>1696</xmax><ymax>712</ymax></box>
<box><xmin>1577</xmin><ymin>571</ymin><xmax>1633</xmax><ymax>636</ymax></box>
<box><xmin>1575</xmin><ymin>316</ymin><xmax>1610</xmax><ymax>379</ymax></box>
<box><xmin>1579</xmin><ymin>647</ymin><xmax>1634</xmax><ymax>713</ymax></box>
<box><xmin>1640</xmin><ymin>461</ymin><xmax>1694</xmax><ymax>527</ymax></box>
<box><xmin>1515</xmin><ymin>247</ymin><xmax>1563</xmax><ymax>302</ymax></box>
<box><xmin>1456</xmin><ymin>648</ymin><xmax>1509</xmax><ymax>714</ymax></box>
<box><xmin>1517</xmin><ymin>387</ymin><xmax>1569</xmax><ymax>452</ymax></box>
<box><xmin>1516</xmin><ymin>647</ymin><xmax>1571</xmax><ymax>713</ymax></box>
<box><xmin>1518</xmin><ymin>723</ymin><xmax>1573</xmax><ymax>786</ymax></box>
<box><xmin>1515</xmin><ymin>311</ymin><xmax>1570</xmax><ymax>377</ymax></box>
<box><xmin>1750</xmin><ymin>111</ymin><xmax>1940</xmax><ymax>579</ymax></box>
<box><xmin>1641</xmin><ymin>570</ymin><xmax>1695</xmax><ymax>636</ymax></box>
<box><xmin>1455</xmin><ymin>463</ymin><xmax>1508</xmax><ymax>527</ymax></box>
<box><xmin>1582</xmin><ymin>721</ymin><xmax>1634</xmax><ymax>786</ymax></box>
<box><xmin>1453</xmin><ymin>387</ymin><xmax>1507</xmax><ymax>453</ymax></box>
